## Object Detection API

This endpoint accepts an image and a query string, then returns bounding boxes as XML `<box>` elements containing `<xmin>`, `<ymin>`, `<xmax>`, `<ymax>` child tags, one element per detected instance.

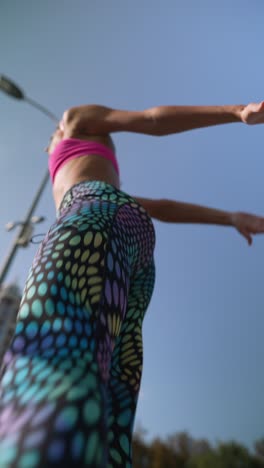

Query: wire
<box><xmin>24</xmin><ymin>96</ymin><xmax>59</xmax><ymax>123</ymax></box>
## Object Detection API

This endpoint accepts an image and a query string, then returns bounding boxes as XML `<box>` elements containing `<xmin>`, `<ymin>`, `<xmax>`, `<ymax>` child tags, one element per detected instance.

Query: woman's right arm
<box><xmin>133</xmin><ymin>197</ymin><xmax>264</xmax><ymax>245</ymax></box>
<box><xmin>63</xmin><ymin>101</ymin><xmax>264</xmax><ymax>137</ymax></box>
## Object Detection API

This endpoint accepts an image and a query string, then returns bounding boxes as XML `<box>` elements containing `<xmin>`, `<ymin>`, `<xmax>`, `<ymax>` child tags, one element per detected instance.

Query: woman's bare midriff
<box><xmin>51</xmin><ymin>133</ymin><xmax>120</xmax><ymax>210</ymax></box>
<box><xmin>52</xmin><ymin>155</ymin><xmax>120</xmax><ymax>211</ymax></box>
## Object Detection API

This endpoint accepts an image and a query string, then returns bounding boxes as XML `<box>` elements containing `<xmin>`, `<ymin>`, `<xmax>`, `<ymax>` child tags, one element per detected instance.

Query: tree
<box><xmin>217</xmin><ymin>440</ymin><xmax>253</xmax><ymax>467</ymax></box>
<box><xmin>255</xmin><ymin>439</ymin><xmax>264</xmax><ymax>461</ymax></box>
<box><xmin>149</xmin><ymin>438</ymin><xmax>184</xmax><ymax>468</ymax></box>
<box><xmin>167</xmin><ymin>431</ymin><xmax>193</xmax><ymax>460</ymax></box>
<box><xmin>187</xmin><ymin>441</ymin><xmax>264</xmax><ymax>468</ymax></box>
<box><xmin>167</xmin><ymin>431</ymin><xmax>211</xmax><ymax>458</ymax></box>
<box><xmin>132</xmin><ymin>428</ymin><xmax>264</xmax><ymax>468</ymax></box>
<box><xmin>132</xmin><ymin>426</ymin><xmax>150</xmax><ymax>468</ymax></box>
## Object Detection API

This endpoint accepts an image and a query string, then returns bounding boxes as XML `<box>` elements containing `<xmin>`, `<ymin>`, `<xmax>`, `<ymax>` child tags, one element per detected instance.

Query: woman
<box><xmin>0</xmin><ymin>101</ymin><xmax>264</xmax><ymax>468</ymax></box>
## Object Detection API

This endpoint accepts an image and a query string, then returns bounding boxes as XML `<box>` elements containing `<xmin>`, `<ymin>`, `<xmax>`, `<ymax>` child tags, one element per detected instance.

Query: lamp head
<box><xmin>0</xmin><ymin>75</ymin><xmax>24</xmax><ymax>99</ymax></box>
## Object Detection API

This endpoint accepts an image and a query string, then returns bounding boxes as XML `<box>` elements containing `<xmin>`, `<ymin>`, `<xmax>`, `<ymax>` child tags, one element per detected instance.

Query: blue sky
<box><xmin>0</xmin><ymin>0</ymin><xmax>264</xmax><ymax>451</ymax></box>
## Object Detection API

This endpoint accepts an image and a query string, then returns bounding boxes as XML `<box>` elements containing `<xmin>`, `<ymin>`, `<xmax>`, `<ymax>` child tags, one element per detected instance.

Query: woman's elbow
<box><xmin>146</xmin><ymin>107</ymin><xmax>170</xmax><ymax>136</ymax></box>
<box><xmin>62</xmin><ymin>107</ymin><xmax>81</xmax><ymax>125</ymax></box>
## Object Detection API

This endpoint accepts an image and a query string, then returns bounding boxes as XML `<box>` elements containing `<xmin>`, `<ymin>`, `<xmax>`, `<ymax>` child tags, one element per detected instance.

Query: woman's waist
<box><xmin>53</xmin><ymin>165</ymin><xmax>120</xmax><ymax>210</ymax></box>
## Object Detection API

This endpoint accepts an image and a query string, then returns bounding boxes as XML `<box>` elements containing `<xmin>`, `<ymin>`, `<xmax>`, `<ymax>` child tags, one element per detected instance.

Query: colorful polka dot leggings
<box><xmin>0</xmin><ymin>181</ymin><xmax>155</xmax><ymax>468</ymax></box>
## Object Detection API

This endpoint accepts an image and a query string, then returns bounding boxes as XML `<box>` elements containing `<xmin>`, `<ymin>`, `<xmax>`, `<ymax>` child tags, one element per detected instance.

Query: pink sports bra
<box><xmin>48</xmin><ymin>138</ymin><xmax>120</xmax><ymax>183</ymax></box>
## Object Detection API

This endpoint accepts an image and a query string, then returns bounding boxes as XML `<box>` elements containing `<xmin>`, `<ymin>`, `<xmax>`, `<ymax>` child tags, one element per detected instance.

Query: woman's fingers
<box><xmin>238</xmin><ymin>228</ymin><xmax>252</xmax><ymax>246</ymax></box>
<box><xmin>241</xmin><ymin>101</ymin><xmax>264</xmax><ymax>124</ymax></box>
<box><xmin>231</xmin><ymin>212</ymin><xmax>264</xmax><ymax>245</ymax></box>
<box><xmin>244</xmin><ymin>231</ymin><xmax>252</xmax><ymax>246</ymax></box>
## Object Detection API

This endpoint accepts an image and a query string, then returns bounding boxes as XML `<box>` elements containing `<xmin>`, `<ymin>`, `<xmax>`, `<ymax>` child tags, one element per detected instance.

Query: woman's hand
<box><xmin>240</xmin><ymin>101</ymin><xmax>264</xmax><ymax>125</ymax></box>
<box><xmin>230</xmin><ymin>212</ymin><xmax>264</xmax><ymax>245</ymax></box>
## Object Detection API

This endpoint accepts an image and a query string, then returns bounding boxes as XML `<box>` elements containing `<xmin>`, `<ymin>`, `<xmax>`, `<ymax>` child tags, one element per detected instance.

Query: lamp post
<box><xmin>0</xmin><ymin>75</ymin><xmax>59</xmax><ymax>285</ymax></box>
<box><xmin>0</xmin><ymin>75</ymin><xmax>58</xmax><ymax>122</ymax></box>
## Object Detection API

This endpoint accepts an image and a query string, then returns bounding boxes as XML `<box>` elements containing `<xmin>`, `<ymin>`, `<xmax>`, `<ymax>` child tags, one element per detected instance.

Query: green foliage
<box><xmin>132</xmin><ymin>429</ymin><xmax>264</xmax><ymax>468</ymax></box>
<box><xmin>255</xmin><ymin>439</ymin><xmax>264</xmax><ymax>460</ymax></box>
<box><xmin>187</xmin><ymin>441</ymin><xmax>253</xmax><ymax>468</ymax></box>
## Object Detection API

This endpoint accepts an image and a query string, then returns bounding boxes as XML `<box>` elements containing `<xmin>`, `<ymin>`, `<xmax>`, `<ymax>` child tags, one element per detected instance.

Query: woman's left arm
<box><xmin>134</xmin><ymin>197</ymin><xmax>264</xmax><ymax>245</ymax></box>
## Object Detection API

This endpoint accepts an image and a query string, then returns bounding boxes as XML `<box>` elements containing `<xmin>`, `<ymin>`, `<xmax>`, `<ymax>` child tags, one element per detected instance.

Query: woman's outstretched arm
<box><xmin>133</xmin><ymin>196</ymin><xmax>264</xmax><ymax>245</ymax></box>
<box><xmin>62</xmin><ymin>101</ymin><xmax>264</xmax><ymax>137</ymax></box>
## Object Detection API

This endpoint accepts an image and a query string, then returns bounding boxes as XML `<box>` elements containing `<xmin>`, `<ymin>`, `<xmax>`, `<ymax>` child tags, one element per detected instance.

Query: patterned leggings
<box><xmin>0</xmin><ymin>181</ymin><xmax>155</xmax><ymax>468</ymax></box>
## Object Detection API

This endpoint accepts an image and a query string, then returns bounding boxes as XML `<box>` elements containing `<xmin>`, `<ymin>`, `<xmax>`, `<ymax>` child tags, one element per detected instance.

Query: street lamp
<box><xmin>0</xmin><ymin>75</ymin><xmax>58</xmax><ymax>122</ymax></box>
<box><xmin>0</xmin><ymin>75</ymin><xmax>59</xmax><ymax>285</ymax></box>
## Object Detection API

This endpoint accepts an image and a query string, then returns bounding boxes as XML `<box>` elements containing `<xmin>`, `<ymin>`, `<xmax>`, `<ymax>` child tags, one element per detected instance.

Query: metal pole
<box><xmin>0</xmin><ymin>76</ymin><xmax>59</xmax><ymax>286</ymax></box>
<box><xmin>24</xmin><ymin>97</ymin><xmax>58</xmax><ymax>123</ymax></box>
<box><xmin>0</xmin><ymin>171</ymin><xmax>49</xmax><ymax>285</ymax></box>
